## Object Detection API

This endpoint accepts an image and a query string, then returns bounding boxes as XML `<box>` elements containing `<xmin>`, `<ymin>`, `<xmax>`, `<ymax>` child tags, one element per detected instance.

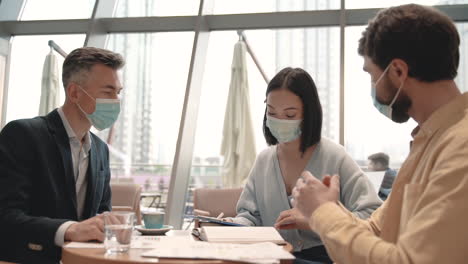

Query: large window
<box><xmin>2</xmin><ymin>0</ymin><xmax>468</xmax><ymax>227</ymax></box>
<box><xmin>115</xmin><ymin>0</ymin><xmax>199</xmax><ymax>17</ymax></box>
<box><xmin>103</xmin><ymin>32</ymin><xmax>194</xmax><ymax>195</ymax></box>
<box><xmin>190</xmin><ymin>30</ymin><xmax>274</xmax><ymax>189</ymax></box>
<box><xmin>114</xmin><ymin>0</ymin><xmax>341</xmax><ymax>17</ymax></box>
<box><xmin>344</xmin><ymin>26</ymin><xmax>416</xmax><ymax>167</ymax></box>
<box><xmin>6</xmin><ymin>35</ymin><xmax>85</xmax><ymax>123</ymax></box>
<box><xmin>344</xmin><ymin>23</ymin><xmax>468</xmax><ymax>167</ymax></box>
<box><xmin>183</xmin><ymin>26</ymin><xmax>339</xmax><ymax>217</ymax></box>
<box><xmin>456</xmin><ymin>23</ymin><xmax>468</xmax><ymax>92</ymax></box>
<box><xmin>187</xmin><ymin>27</ymin><xmax>339</xmax><ymax>208</ymax></box>
<box><xmin>21</xmin><ymin>0</ymin><xmax>95</xmax><ymax>20</ymax></box>
<box><xmin>346</xmin><ymin>0</ymin><xmax>468</xmax><ymax>9</ymax></box>
<box><xmin>214</xmin><ymin>0</ymin><xmax>340</xmax><ymax>14</ymax></box>
<box><xmin>0</xmin><ymin>55</ymin><xmax>5</xmax><ymax>119</ymax></box>
<box><xmin>345</xmin><ymin>26</ymin><xmax>416</xmax><ymax>167</ymax></box>
<box><xmin>276</xmin><ymin>27</ymin><xmax>341</xmax><ymax>142</ymax></box>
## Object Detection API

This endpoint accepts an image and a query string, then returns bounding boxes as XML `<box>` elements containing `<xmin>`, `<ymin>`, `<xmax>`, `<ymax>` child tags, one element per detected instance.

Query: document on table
<box><xmin>64</xmin><ymin>242</ymin><xmax>104</xmax><ymax>248</ymax></box>
<box><xmin>64</xmin><ymin>236</ymin><xmax>190</xmax><ymax>249</ymax></box>
<box><xmin>199</xmin><ymin>226</ymin><xmax>286</xmax><ymax>244</ymax></box>
<box><xmin>141</xmin><ymin>241</ymin><xmax>295</xmax><ymax>263</ymax></box>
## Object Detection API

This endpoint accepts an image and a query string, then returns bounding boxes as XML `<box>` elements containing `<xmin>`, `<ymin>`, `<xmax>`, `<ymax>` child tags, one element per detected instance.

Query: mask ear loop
<box><xmin>388</xmin><ymin>64</ymin><xmax>406</xmax><ymax>107</ymax></box>
<box><xmin>78</xmin><ymin>86</ymin><xmax>96</xmax><ymax>102</ymax></box>
<box><xmin>389</xmin><ymin>81</ymin><xmax>404</xmax><ymax>107</ymax></box>
<box><xmin>75</xmin><ymin>86</ymin><xmax>96</xmax><ymax>117</ymax></box>
<box><xmin>374</xmin><ymin>64</ymin><xmax>391</xmax><ymax>87</ymax></box>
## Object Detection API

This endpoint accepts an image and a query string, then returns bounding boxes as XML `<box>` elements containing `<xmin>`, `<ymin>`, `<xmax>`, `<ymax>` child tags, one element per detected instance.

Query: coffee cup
<box><xmin>142</xmin><ymin>210</ymin><xmax>165</xmax><ymax>229</ymax></box>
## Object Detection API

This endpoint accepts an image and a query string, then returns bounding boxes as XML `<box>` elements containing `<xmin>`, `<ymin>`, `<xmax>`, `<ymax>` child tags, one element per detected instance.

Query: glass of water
<box><xmin>104</xmin><ymin>211</ymin><xmax>134</xmax><ymax>254</ymax></box>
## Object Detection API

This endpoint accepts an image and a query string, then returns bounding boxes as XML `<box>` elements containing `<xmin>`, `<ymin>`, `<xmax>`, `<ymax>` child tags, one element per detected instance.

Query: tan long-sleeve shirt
<box><xmin>311</xmin><ymin>92</ymin><xmax>468</xmax><ymax>264</ymax></box>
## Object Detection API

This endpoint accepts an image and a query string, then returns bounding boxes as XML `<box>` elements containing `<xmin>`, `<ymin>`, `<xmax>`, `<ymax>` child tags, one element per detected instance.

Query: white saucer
<box><xmin>135</xmin><ymin>225</ymin><xmax>173</xmax><ymax>235</ymax></box>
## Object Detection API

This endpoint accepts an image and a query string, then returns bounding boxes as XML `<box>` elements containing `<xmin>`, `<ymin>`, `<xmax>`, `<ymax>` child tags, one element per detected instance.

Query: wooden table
<box><xmin>62</xmin><ymin>242</ymin><xmax>294</xmax><ymax>264</ymax></box>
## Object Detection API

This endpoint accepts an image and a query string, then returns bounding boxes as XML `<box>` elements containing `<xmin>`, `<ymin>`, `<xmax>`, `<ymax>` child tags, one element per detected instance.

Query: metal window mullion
<box><xmin>165</xmin><ymin>0</ymin><xmax>214</xmax><ymax>229</ymax></box>
<box><xmin>2</xmin><ymin>6</ymin><xmax>468</xmax><ymax>35</ymax></box>
<box><xmin>339</xmin><ymin>0</ymin><xmax>345</xmax><ymax>146</ymax></box>
<box><xmin>84</xmin><ymin>0</ymin><xmax>119</xmax><ymax>48</ymax></box>
<box><xmin>0</xmin><ymin>0</ymin><xmax>26</xmax><ymax>128</ymax></box>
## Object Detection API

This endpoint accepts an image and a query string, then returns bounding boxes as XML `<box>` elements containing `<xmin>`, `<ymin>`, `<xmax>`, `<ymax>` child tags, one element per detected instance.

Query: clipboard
<box><xmin>195</xmin><ymin>215</ymin><xmax>246</xmax><ymax>226</ymax></box>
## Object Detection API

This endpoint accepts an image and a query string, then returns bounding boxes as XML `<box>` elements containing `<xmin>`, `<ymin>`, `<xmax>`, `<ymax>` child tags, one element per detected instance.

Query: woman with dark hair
<box><xmin>228</xmin><ymin>67</ymin><xmax>381</xmax><ymax>263</ymax></box>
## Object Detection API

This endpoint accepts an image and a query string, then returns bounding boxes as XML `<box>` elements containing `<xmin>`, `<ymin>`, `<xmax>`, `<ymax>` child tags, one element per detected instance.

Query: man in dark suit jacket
<box><xmin>0</xmin><ymin>47</ymin><xmax>125</xmax><ymax>263</ymax></box>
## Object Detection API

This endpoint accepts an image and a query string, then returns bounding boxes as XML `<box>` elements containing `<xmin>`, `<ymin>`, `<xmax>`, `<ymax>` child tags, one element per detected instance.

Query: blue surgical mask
<box><xmin>266</xmin><ymin>116</ymin><xmax>302</xmax><ymax>143</ymax></box>
<box><xmin>371</xmin><ymin>65</ymin><xmax>404</xmax><ymax>120</ymax></box>
<box><xmin>77</xmin><ymin>87</ymin><xmax>121</xmax><ymax>131</ymax></box>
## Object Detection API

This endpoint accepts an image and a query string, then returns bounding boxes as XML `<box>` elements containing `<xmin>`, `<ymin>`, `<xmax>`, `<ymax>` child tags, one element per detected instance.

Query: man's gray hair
<box><xmin>62</xmin><ymin>47</ymin><xmax>125</xmax><ymax>90</ymax></box>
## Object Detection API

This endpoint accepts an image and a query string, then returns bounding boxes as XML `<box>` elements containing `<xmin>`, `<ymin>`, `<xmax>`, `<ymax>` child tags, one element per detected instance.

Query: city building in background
<box><xmin>100</xmin><ymin>1</ymin><xmax>157</xmax><ymax>186</ymax></box>
<box><xmin>276</xmin><ymin>0</ymin><xmax>340</xmax><ymax>142</ymax></box>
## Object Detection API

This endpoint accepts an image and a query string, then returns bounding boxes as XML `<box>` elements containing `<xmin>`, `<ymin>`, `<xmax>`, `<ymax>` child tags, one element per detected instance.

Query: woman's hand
<box><xmin>274</xmin><ymin>208</ymin><xmax>311</xmax><ymax>230</ymax></box>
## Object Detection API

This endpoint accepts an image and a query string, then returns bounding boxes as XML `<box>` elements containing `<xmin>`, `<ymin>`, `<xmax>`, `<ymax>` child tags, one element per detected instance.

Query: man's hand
<box><xmin>274</xmin><ymin>208</ymin><xmax>311</xmax><ymax>230</ymax></box>
<box><xmin>292</xmin><ymin>171</ymin><xmax>340</xmax><ymax>220</ymax></box>
<box><xmin>64</xmin><ymin>214</ymin><xmax>105</xmax><ymax>242</ymax></box>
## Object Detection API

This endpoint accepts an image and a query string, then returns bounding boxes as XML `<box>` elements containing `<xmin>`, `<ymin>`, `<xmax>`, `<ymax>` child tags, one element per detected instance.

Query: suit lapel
<box><xmin>46</xmin><ymin>110</ymin><xmax>78</xmax><ymax>219</ymax></box>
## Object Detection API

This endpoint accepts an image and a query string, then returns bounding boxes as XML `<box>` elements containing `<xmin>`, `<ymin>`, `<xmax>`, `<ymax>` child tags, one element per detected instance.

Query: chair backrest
<box><xmin>110</xmin><ymin>183</ymin><xmax>142</xmax><ymax>224</ymax></box>
<box><xmin>110</xmin><ymin>177</ymin><xmax>135</xmax><ymax>184</ymax></box>
<box><xmin>193</xmin><ymin>188</ymin><xmax>243</xmax><ymax>217</ymax></box>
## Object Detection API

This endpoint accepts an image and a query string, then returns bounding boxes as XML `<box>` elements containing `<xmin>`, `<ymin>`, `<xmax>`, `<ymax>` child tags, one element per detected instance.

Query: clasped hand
<box><xmin>292</xmin><ymin>171</ymin><xmax>340</xmax><ymax>221</ymax></box>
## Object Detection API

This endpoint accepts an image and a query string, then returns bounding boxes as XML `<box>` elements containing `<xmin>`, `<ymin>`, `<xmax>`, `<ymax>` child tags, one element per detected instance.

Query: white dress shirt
<box><xmin>54</xmin><ymin>107</ymin><xmax>92</xmax><ymax>246</ymax></box>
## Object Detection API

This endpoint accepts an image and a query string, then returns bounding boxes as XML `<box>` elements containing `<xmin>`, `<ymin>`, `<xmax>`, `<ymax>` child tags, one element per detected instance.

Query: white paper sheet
<box><xmin>141</xmin><ymin>241</ymin><xmax>295</xmax><ymax>263</ymax></box>
<box><xmin>64</xmin><ymin>236</ymin><xmax>191</xmax><ymax>249</ymax></box>
<box><xmin>64</xmin><ymin>242</ymin><xmax>104</xmax><ymax>248</ymax></box>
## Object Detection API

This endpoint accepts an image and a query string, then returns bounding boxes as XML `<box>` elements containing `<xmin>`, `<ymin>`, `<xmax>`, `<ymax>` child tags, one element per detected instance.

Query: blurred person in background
<box><xmin>367</xmin><ymin>152</ymin><xmax>397</xmax><ymax>200</ymax></box>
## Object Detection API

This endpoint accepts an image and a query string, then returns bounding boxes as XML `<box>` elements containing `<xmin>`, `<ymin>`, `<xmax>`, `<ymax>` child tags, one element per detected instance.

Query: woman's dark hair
<box><xmin>263</xmin><ymin>67</ymin><xmax>322</xmax><ymax>154</ymax></box>
<box><xmin>358</xmin><ymin>4</ymin><xmax>459</xmax><ymax>82</ymax></box>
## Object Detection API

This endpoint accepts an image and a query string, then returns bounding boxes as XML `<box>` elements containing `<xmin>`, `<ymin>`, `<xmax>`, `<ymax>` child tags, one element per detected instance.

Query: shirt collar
<box><xmin>412</xmin><ymin>92</ymin><xmax>468</xmax><ymax>139</ymax></box>
<box><xmin>57</xmin><ymin>107</ymin><xmax>92</xmax><ymax>152</ymax></box>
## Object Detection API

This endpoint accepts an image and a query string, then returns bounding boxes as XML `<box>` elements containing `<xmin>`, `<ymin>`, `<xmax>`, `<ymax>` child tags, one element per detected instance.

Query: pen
<box><xmin>216</xmin><ymin>212</ymin><xmax>224</xmax><ymax>219</ymax></box>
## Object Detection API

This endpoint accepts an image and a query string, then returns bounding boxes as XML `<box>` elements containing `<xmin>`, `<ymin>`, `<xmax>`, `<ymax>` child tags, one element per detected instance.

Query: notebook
<box><xmin>199</xmin><ymin>226</ymin><xmax>286</xmax><ymax>245</ymax></box>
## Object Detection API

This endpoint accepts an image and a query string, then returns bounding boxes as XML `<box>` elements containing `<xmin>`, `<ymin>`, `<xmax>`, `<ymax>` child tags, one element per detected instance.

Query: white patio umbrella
<box><xmin>39</xmin><ymin>49</ymin><xmax>60</xmax><ymax>115</ymax></box>
<box><xmin>220</xmin><ymin>41</ymin><xmax>257</xmax><ymax>188</ymax></box>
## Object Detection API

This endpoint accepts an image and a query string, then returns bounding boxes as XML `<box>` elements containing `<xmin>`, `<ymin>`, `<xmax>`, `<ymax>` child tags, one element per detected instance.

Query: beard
<box><xmin>377</xmin><ymin>77</ymin><xmax>412</xmax><ymax>123</ymax></box>
<box><xmin>391</xmin><ymin>93</ymin><xmax>411</xmax><ymax>123</ymax></box>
